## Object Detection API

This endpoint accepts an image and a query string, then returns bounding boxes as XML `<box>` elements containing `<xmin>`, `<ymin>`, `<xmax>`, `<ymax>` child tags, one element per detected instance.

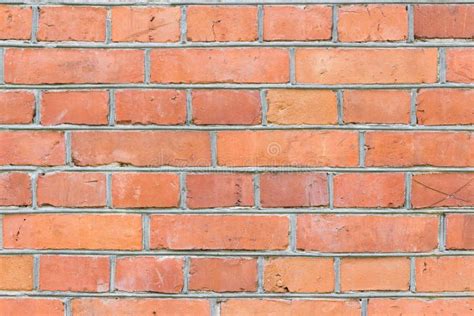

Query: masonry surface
<box><xmin>0</xmin><ymin>0</ymin><xmax>473</xmax><ymax>315</ymax></box>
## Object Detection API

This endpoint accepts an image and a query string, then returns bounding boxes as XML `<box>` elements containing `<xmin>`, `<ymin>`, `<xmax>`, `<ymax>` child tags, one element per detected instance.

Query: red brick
<box><xmin>71</xmin><ymin>131</ymin><xmax>211</xmax><ymax>167</ymax></box>
<box><xmin>111</xmin><ymin>6</ymin><xmax>180</xmax><ymax>42</ymax></box>
<box><xmin>192</xmin><ymin>90</ymin><xmax>261</xmax><ymax>125</ymax></box>
<box><xmin>150</xmin><ymin>48</ymin><xmax>289</xmax><ymax>83</ymax></box>
<box><xmin>221</xmin><ymin>299</ymin><xmax>360</xmax><ymax>315</ymax></box>
<box><xmin>446</xmin><ymin>214</ymin><xmax>474</xmax><ymax>250</ymax></box>
<box><xmin>115</xmin><ymin>90</ymin><xmax>186</xmax><ymax>125</ymax></box>
<box><xmin>150</xmin><ymin>215</ymin><xmax>289</xmax><ymax>250</ymax></box>
<box><xmin>368</xmin><ymin>298</ymin><xmax>474</xmax><ymax>315</ymax></box>
<box><xmin>263</xmin><ymin>5</ymin><xmax>332</xmax><ymax>41</ymax></box>
<box><xmin>0</xmin><ymin>5</ymin><xmax>32</xmax><ymax>40</ymax></box>
<box><xmin>296</xmin><ymin>48</ymin><xmax>438</xmax><ymax>84</ymax></box>
<box><xmin>0</xmin><ymin>173</ymin><xmax>31</xmax><ymax>207</ymax></box>
<box><xmin>38</xmin><ymin>6</ymin><xmax>106</xmax><ymax>42</ymax></box>
<box><xmin>340</xmin><ymin>257</ymin><xmax>410</xmax><ymax>291</ymax></box>
<box><xmin>72</xmin><ymin>299</ymin><xmax>210</xmax><ymax>315</ymax></box>
<box><xmin>447</xmin><ymin>49</ymin><xmax>474</xmax><ymax>83</ymax></box>
<box><xmin>0</xmin><ymin>131</ymin><xmax>64</xmax><ymax>166</ymax></box>
<box><xmin>0</xmin><ymin>91</ymin><xmax>35</xmax><ymax>124</ymax></box>
<box><xmin>3</xmin><ymin>214</ymin><xmax>142</xmax><ymax>250</ymax></box>
<box><xmin>338</xmin><ymin>5</ymin><xmax>408</xmax><ymax>42</ymax></box>
<box><xmin>4</xmin><ymin>49</ymin><xmax>144</xmax><ymax>84</ymax></box>
<box><xmin>266</xmin><ymin>90</ymin><xmax>338</xmax><ymax>125</ymax></box>
<box><xmin>415</xmin><ymin>5</ymin><xmax>474</xmax><ymax>39</ymax></box>
<box><xmin>37</xmin><ymin>172</ymin><xmax>106</xmax><ymax>207</ymax></box>
<box><xmin>260</xmin><ymin>173</ymin><xmax>328</xmax><ymax>208</ymax></box>
<box><xmin>186</xmin><ymin>173</ymin><xmax>254</xmax><ymax>209</ymax></box>
<box><xmin>264</xmin><ymin>258</ymin><xmax>334</xmax><ymax>293</ymax></box>
<box><xmin>115</xmin><ymin>257</ymin><xmax>183</xmax><ymax>293</ymax></box>
<box><xmin>334</xmin><ymin>173</ymin><xmax>405</xmax><ymax>208</ymax></box>
<box><xmin>417</xmin><ymin>89</ymin><xmax>474</xmax><ymax>125</ymax></box>
<box><xmin>187</xmin><ymin>6</ymin><xmax>257</xmax><ymax>42</ymax></box>
<box><xmin>365</xmin><ymin>132</ymin><xmax>474</xmax><ymax>167</ymax></box>
<box><xmin>189</xmin><ymin>258</ymin><xmax>257</xmax><ymax>292</ymax></box>
<box><xmin>0</xmin><ymin>299</ymin><xmax>64</xmax><ymax>316</ymax></box>
<box><xmin>112</xmin><ymin>173</ymin><xmax>180</xmax><ymax>208</ymax></box>
<box><xmin>297</xmin><ymin>215</ymin><xmax>438</xmax><ymax>252</ymax></box>
<box><xmin>39</xmin><ymin>255</ymin><xmax>110</xmax><ymax>292</ymax></box>
<box><xmin>0</xmin><ymin>256</ymin><xmax>33</xmax><ymax>290</ymax></box>
<box><xmin>217</xmin><ymin>131</ymin><xmax>359</xmax><ymax>167</ymax></box>
<box><xmin>412</xmin><ymin>173</ymin><xmax>474</xmax><ymax>208</ymax></box>
<box><xmin>41</xmin><ymin>90</ymin><xmax>109</xmax><ymax>126</ymax></box>
<box><xmin>343</xmin><ymin>90</ymin><xmax>411</xmax><ymax>124</ymax></box>
<box><xmin>416</xmin><ymin>256</ymin><xmax>474</xmax><ymax>292</ymax></box>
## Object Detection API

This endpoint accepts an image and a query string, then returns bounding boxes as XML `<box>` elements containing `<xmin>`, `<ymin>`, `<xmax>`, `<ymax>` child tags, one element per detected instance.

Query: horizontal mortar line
<box><xmin>1</xmin><ymin>166</ymin><xmax>474</xmax><ymax>173</ymax></box>
<box><xmin>2</xmin><ymin>0</ymin><xmax>474</xmax><ymax>5</ymax></box>
<box><xmin>0</xmin><ymin>250</ymin><xmax>473</xmax><ymax>257</ymax></box>
<box><xmin>1</xmin><ymin>208</ymin><xmax>474</xmax><ymax>215</ymax></box>
<box><xmin>1</xmin><ymin>41</ymin><xmax>474</xmax><ymax>49</ymax></box>
<box><xmin>1</xmin><ymin>124</ymin><xmax>474</xmax><ymax>131</ymax></box>
<box><xmin>1</xmin><ymin>83</ymin><xmax>474</xmax><ymax>90</ymax></box>
<box><xmin>0</xmin><ymin>292</ymin><xmax>473</xmax><ymax>299</ymax></box>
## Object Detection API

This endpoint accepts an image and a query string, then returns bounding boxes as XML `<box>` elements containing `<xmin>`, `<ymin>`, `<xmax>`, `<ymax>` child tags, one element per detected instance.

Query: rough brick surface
<box><xmin>0</xmin><ymin>2</ymin><xmax>472</xmax><ymax>314</ymax></box>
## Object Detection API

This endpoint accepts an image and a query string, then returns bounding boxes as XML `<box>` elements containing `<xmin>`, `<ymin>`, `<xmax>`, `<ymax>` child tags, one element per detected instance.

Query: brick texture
<box><xmin>0</xmin><ymin>2</ymin><xmax>472</xmax><ymax>315</ymax></box>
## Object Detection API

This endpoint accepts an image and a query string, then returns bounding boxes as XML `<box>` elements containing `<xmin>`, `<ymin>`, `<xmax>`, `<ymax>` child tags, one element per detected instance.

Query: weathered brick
<box><xmin>446</xmin><ymin>214</ymin><xmax>474</xmax><ymax>250</ymax></box>
<box><xmin>0</xmin><ymin>256</ymin><xmax>33</xmax><ymax>290</ymax></box>
<box><xmin>446</xmin><ymin>49</ymin><xmax>474</xmax><ymax>83</ymax></box>
<box><xmin>0</xmin><ymin>173</ymin><xmax>31</xmax><ymax>207</ymax></box>
<box><xmin>368</xmin><ymin>299</ymin><xmax>474</xmax><ymax>315</ymax></box>
<box><xmin>0</xmin><ymin>91</ymin><xmax>35</xmax><ymax>124</ymax></box>
<box><xmin>0</xmin><ymin>299</ymin><xmax>64</xmax><ymax>316</ymax></box>
<box><xmin>415</xmin><ymin>5</ymin><xmax>474</xmax><ymax>39</ymax></box>
<box><xmin>417</xmin><ymin>89</ymin><xmax>474</xmax><ymax>125</ymax></box>
<box><xmin>0</xmin><ymin>5</ymin><xmax>32</xmax><ymax>40</ymax></box>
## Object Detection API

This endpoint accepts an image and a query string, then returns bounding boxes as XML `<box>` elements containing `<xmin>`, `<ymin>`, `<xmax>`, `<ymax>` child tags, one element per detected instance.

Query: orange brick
<box><xmin>71</xmin><ymin>131</ymin><xmax>211</xmax><ymax>167</ymax></box>
<box><xmin>189</xmin><ymin>258</ymin><xmax>257</xmax><ymax>292</ymax></box>
<box><xmin>260</xmin><ymin>173</ymin><xmax>328</xmax><ymax>208</ymax></box>
<box><xmin>412</xmin><ymin>173</ymin><xmax>474</xmax><ymax>208</ymax></box>
<box><xmin>150</xmin><ymin>48</ymin><xmax>289</xmax><ymax>83</ymax></box>
<box><xmin>4</xmin><ymin>49</ymin><xmax>144</xmax><ymax>84</ymax></box>
<box><xmin>111</xmin><ymin>6</ymin><xmax>180</xmax><ymax>42</ymax></box>
<box><xmin>415</xmin><ymin>5</ymin><xmax>474</xmax><ymax>39</ymax></box>
<box><xmin>266</xmin><ymin>90</ymin><xmax>338</xmax><ymax>125</ymax></box>
<box><xmin>264</xmin><ymin>257</ymin><xmax>334</xmax><ymax>293</ymax></box>
<box><xmin>115</xmin><ymin>90</ymin><xmax>186</xmax><ymax>125</ymax></box>
<box><xmin>447</xmin><ymin>49</ymin><xmax>474</xmax><ymax>83</ymax></box>
<box><xmin>340</xmin><ymin>257</ymin><xmax>410</xmax><ymax>291</ymax></box>
<box><xmin>338</xmin><ymin>5</ymin><xmax>408</xmax><ymax>42</ymax></box>
<box><xmin>0</xmin><ymin>131</ymin><xmax>64</xmax><ymax>166</ymax></box>
<box><xmin>297</xmin><ymin>215</ymin><xmax>438</xmax><ymax>252</ymax></box>
<box><xmin>38</xmin><ymin>6</ymin><xmax>106</xmax><ymax>41</ymax></box>
<box><xmin>39</xmin><ymin>255</ymin><xmax>110</xmax><ymax>292</ymax></box>
<box><xmin>37</xmin><ymin>172</ymin><xmax>106</xmax><ymax>207</ymax></box>
<box><xmin>112</xmin><ymin>173</ymin><xmax>180</xmax><ymax>208</ymax></box>
<box><xmin>263</xmin><ymin>5</ymin><xmax>332</xmax><ymax>41</ymax></box>
<box><xmin>3</xmin><ymin>214</ymin><xmax>142</xmax><ymax>250</ymax></box>
<box><xmin>446</xmin><ymin>214</ymin><xmax>474</xmax><ymax>250</ymax></box>
<box><xmin>41</xmin><ymin>90</ymin><xmax>109</xmax><ymax>126</ymax></box>
<box><xmin>0</xmin><ymin>173</ymin><xmax>31</xmax><ymax>207</ymax></box>
<box><xmin>417</xmin><ymin>89</ymin><xmax>474</xmax><ymax>125</ymax></box>
<box><xmin>0</xmin><ymin>298</ymin><xmax>64</xmax><ymax>316</ymax></box>
<box><xmin>343</xmin><ymin>90</ymin><xmax>411</xmax><ymax>124</ymax></box>
<box><xmin>150</xmin><ymin>215</ymin><xmax>289</xmax><ymax>250</ymax></box>
<box><xmin>0</xmin><ymin>91</ymin><xmax>35</xmax><ymax>124</ymax></box>
<box><xmin>0</xmin><ymin>256</ymin><xmax>33</xmax><ymax>290</ymax></box>
<box><xmin>72</xmin><ymin>299</ymin><xmax>210</xmax><ymax>315</ymax></box>
<box><xmin>192</xmin><ymin>90</ymin><xmax>261</xmax><ymax>125</ymax></box>
<box><xmin>217</xmin><ymin>131</ymin><xmax>359</xmax><ymax>167</ymax></box>
<box><xmin>416</xmin><ymin>256</ymin><xmax>474</xmax><ymax>292</ymax></box>
<box><xmin>186</xmin><ymin>173</ymin><xmax>254</xmax><ymax>209</ymax></box>
<box><xmin>187</xmin><ymin>6</ymin><xmax>257</xmax><ymax>42</ymax></box>
<box><xmin>368</xmin><ymin>298</ymin><xmax>474</xmax><ymax>315</ymax></box>
<box><xmin>115</xmin><ymin>257</ymin><xmax>183</xmax><ymax>293</ymax></box>
<box><xmin>296</xmin><ymin>48</ymin><xmax>437</xmax><ymax>84</ymax></box>
<box><xmin>365</xmin><ymin>132</ymin><xmax>474</xmax><ymax>167</ymax></box>
<box><xmin>334</xmin><ymin>173</ymin><xmax>405</xmax><ymax>208</ymax></box>
<box><xmin>0</xmin><ymin>5</ymin><xmax>32</xmax><ymax>40</ymax></box>
<box><xmin>221</xmin><ymin>299</ymin><xmax>360</xmax><ymax>315</ymax></box>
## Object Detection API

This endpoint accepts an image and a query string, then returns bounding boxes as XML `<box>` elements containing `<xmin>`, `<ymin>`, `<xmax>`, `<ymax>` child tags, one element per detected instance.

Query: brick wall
<box><xmin>0</xmin><ymin>1</ymin><xmax>473</xmax><ymax>315</ymax></box>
